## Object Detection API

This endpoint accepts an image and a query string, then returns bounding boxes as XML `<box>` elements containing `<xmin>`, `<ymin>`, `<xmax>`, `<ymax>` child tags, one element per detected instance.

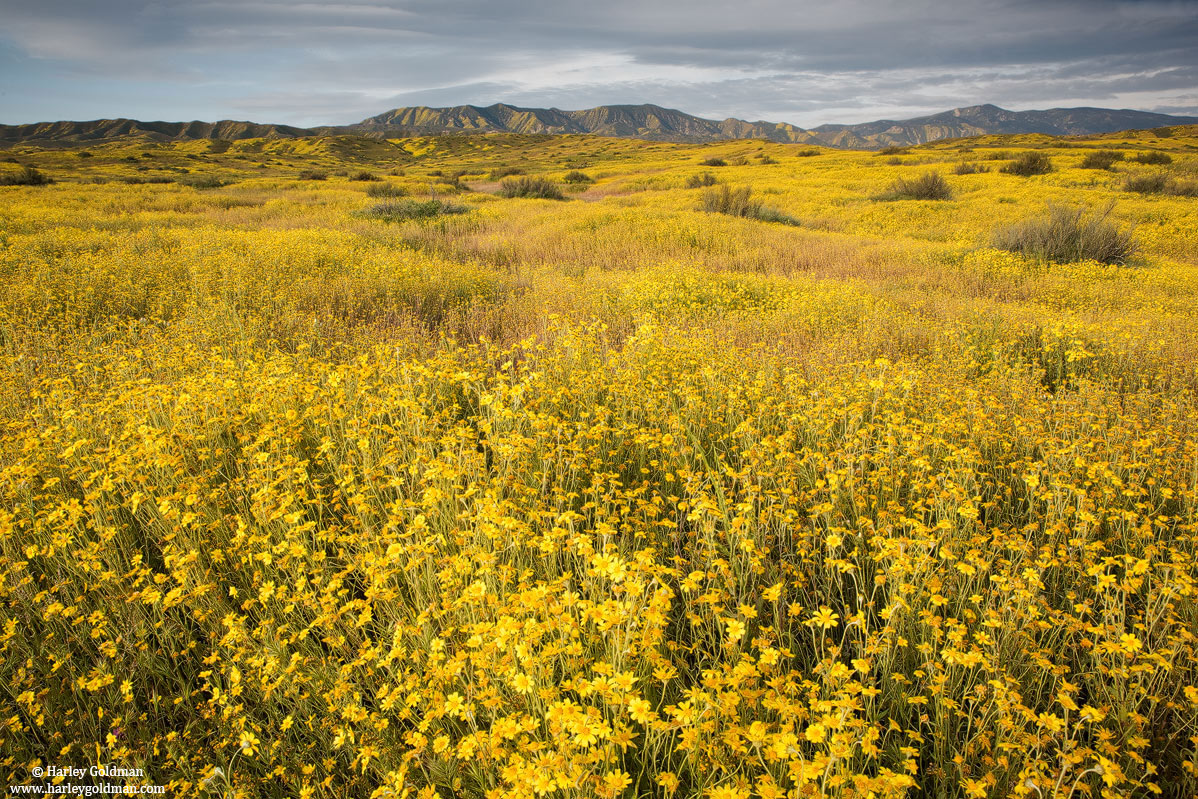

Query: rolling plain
<box><xmin>1</xmin><ymin>127</ymin><xmax>1197</xmax><ymax>798</ymax></box>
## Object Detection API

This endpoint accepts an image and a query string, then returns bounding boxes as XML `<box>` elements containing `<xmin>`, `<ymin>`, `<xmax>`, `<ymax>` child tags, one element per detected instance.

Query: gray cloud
<box><xmin>1</xmin><ymin>0</ymin><xmax>1196</xmax><ymax>126</ymax></box>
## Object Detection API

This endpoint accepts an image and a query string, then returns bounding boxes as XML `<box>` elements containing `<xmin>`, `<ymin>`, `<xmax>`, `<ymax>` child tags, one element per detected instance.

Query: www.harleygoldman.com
<box><xmin>9</xmin><ymin>766</ymin><xmax>165</xmax><ymax>795</ymax></box>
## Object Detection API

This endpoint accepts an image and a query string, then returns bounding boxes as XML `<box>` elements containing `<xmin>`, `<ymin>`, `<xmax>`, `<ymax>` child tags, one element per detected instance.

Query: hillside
<box><xmin>0</xmin><ymin>118</ymin><xmax>313</xmax><ymax>144</ymax></box>
<box><xmin>4</xmin><ymin>103</ymin><xmax>1196</xmax><ymax>149</ymax></box>
<box><xmin>810</xmin><ymin>103</ymin><xmax>1198</xmax><ymax>147</ymax></box>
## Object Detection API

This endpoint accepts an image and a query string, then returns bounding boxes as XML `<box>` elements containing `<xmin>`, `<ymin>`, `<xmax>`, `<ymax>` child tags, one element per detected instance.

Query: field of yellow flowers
<box><xmin>1</xmin><ymin>128</ymin><xmax>1197</xmax><ymax>798</ymax></box>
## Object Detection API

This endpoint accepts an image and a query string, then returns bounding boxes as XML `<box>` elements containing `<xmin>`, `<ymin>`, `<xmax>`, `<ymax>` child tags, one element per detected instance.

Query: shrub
<box><xmin>992</xmin><ymin>203</ymin><xmax>1136</xmax><ymax>264</ymax></box>
<box><xmin>1123</xmin><ymin>174</ymin><xmax>1169</xmax><ymax>194</ymax></box>
<box><xmin>562</xmin><ymin>170</ymin><xmax>593</xmax><ymax>184</ymax></box>
<box><xmin>366</xmin><ymin>182</ymin><xmax>410</xmax><ymax>198</ymax></box>
<box><xmin>685</xmin><ymin>172</ymin><xmax>718</xmax><ymax>188</ymax></box>
<box><xmin>758</xmin><ymin>154</ymin><xmax>777</xmax><ymax>165</ymax></box>
<box><xmin>1079</xmin><ymin>150</ymin><xmax>1123</xmax><ymax>170</ymax></box>
<box><xmin>1168</xmin><ymin>181</ymin><xmax>1198</xmax><ymax>198</ymax></box>
<box><xmin>1133</xmin><ymin>151</ymin><xmax>1172</xmax><ymax>165</ymax></box>
<box><xmin>877</xmin><ymin>146</ymin><xmax>908</xmax><ymax>156</ymax></box>
<box><xmin>700</xmin><ymin>158</ymin><xmax>727</xmax><ymax>167</ymax></box>
<box><xmin>699</xmin><ymin>184</ymin><xmax>799</xmax><ymax>225</ymax></box>
<box><xmin>0</xmin><ymin>166</ymin><xmax>53</xmax><ymax>186</ymax></box>
<box><xmin>298</xmin><ymin>170</ymin><xmax>327</xmax><ymax>180</ymax></box>
<box><xmin>181</xmin><ymin>175</ymin><xmax>226</xmax><ymax>189</ymax></box>
<box><xmin>954</xmin><ymin>161</ymin><xmax>988</xmax><ymax>175</ymax></box>
<box><xmin>489</xmin><ymin>166</ymin><xmax>524</xmax><ymax>180</ymax></box>
<box><xmin>497</xmin><ymin>176</ymin><xmax>565</xmax><ymax>200</ymax></box>
<box><xmin>1002</xmin><ymin>152</ymin><xmax>1053</xmax><ymax>176</ymax></box>
<box><xmin>1124</xmin><ymin>174</ymin><xmax>1198</xmax><ymax>197</ymax></box>
<box><xmin>878</xmin><ymin>171</ymin><xmax>953</xmax><ymax>201</ymax></box>
<box><xmin>795</xmin><ymin>149</ymin><xmax>821</xmax><ymax>157</ymax></box>
<box><xmin>77</xmin><ymin>151</ymin><xmax>93</xmax><ymax>159</ymax></box>
<box><xmin>349</xmin><ymin>170</ymin><xmax>380</xmax><ymax>182</ymax></box>
<box><xmin>364</xmin><ymin>198</ymin><xmax>468</xmax><ymax>221</ymax></box>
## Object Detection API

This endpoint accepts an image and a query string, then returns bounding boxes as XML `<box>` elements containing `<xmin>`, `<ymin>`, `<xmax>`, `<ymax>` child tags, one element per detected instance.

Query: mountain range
<box><xmin>3</xmin><ymin>103</ymin><xmax>1196</xmax><ymax>150</ymax></box>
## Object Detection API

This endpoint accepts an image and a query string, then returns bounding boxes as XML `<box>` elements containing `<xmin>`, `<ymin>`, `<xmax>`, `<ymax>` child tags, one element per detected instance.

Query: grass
<box><xmin>497</xmin><ymin>176</ymin><xmax>566</xmax><ymax>200</ymax></box>
<box><xmin>877</xmin><ymin>171</ymin><xmax>953</xmax><ymax>200</ymax></box>
<box><xmin>992</xmin><ymin>202</ymin><xmax>1137</xmax><ymax>264</ymax></box>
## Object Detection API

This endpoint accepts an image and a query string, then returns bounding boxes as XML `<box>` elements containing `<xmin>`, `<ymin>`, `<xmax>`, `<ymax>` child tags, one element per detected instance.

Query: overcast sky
<box><xmin>2</xmin><ymin>0</ymin><xmax>1196</xmax><ymax>127</ymax></box>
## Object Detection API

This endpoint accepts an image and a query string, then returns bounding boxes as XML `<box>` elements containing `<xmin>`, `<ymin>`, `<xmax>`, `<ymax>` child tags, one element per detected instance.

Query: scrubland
<box><xmin>1</xmin><ymin>128</ymin><xmax>1197</xmax><ymax>798</ymax></box>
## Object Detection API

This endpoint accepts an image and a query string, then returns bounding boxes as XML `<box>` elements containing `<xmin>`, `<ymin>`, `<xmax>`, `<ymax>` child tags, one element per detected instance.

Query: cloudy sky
<box><xmin>2</xmin><ymin>0</ymin><xmax>1196</xmax><ymax>127</ymax></box>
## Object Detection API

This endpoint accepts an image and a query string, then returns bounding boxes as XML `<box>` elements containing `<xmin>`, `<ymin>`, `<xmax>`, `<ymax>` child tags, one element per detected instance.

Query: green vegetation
<box><xmin>0</xmin><ymin>165</ymin><xmax>52</xmax><ymax>186</ymax></box>
<box><xmin>878</xmin><ymin>171</ymin><xmax>953</xmax><ymax>200</ymax></box>
<box><xmin>363</xmin><ymin>197</ymin><xmax>468</xmax><ymax>221</ymax></box>
<box><xmin>699</xmin><ymin>184</ymin><xmax>800</xmax><ymax>225</ymax></box>
<box><xmin>993</xmin><ymin>203</ymin><xmax>1137</xmax><ymax>264</ymax></box>
<box><xmin>1080</xmin><ymin>150</ymin><xmax>1124</xmax><ymax>170</ymax></box>
<box><xmin>498</xmin><ymin>176</ymin><xmax>566</xmax><ymax>200</ymax></box>
<box><xmin>1002</xmin><ymin>152</ymin><xmax>1053</xmax><ymax>176</ymax></box>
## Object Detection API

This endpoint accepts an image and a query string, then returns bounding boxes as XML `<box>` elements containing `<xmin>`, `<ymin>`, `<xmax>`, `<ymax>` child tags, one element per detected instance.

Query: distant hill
<box><xmin>4</xmin><ymin>104</ymin><xmax>1197</xmax><ymax>149</ymax></box>
<box><xmin>808</xmin><ymin>104</ymin><xmax>1198</xmax><ymax>148</ymax></box>
<box><xmin>0</xmin><ymin>119</ymin><xmax>313</xmax><ymax>144</ymax></box>
<box><xmin>353</xmin><ymin>103</ymin><xmax>812</xmax><ymax>143</ymax></box>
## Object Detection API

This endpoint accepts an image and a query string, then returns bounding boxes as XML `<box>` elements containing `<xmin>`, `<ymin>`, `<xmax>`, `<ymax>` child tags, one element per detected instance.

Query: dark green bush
<box><xmin>1079</xmin><ymin>150</ymin><xmax>1123</xmax><ymax>170</ymax></box>
<box><xmin>992</xmin><ymin>203</ymin><xmax>1136</xmax><ymax>264</ymax></box>
<box><xmin>1124</xmin><ymin>174</ymin><xmax>1198</xmax><ymax>196</ymax></box>
<box><xmin>685</xmin><ymin>172</ymin><xmax>718</xmax><ymax>188</ymax></box>
<box><xmin>298</xmin><ymin>170</ymin><xmax>327</xmax><ymax>180</ymax></box>
<box><xmin>1002</xmin><ymin>152</ymin><xmax>1053</xmax><ymax>176</ymax></box>
<box><xmin>700</xmin><ymin>158</ymin><xmax>727</xmax><ymax>167</ymax></box>
<box><xmin>0</xmin><ymin>166</ymin><xmax>53</xmax><ymax>186</ymax></box>
<box><xmin>349</xmin><ymin>171</ymin><xmax>380</xmax><ymax>182</ymax></box>
<box><xmin>877</xmin><ymin>146</ymin><xmax>908</xmax><ymax>156</ymax></box>
<box><xmin>1124</xmin><ymin>174</ymin><xmax>1169</xmax><ymax>194</ymax></box>
<box><xmin>366</xmin><ymin>182</ymin><xmax>410</xmax><ymax>198</ymax></box>
<box><xmin>181</xmin><ymin>175</ymin><xmax>226</xmax><ymax>189</ymax></box>
<box><xmin>489</xmin><ymin>166</ymin><xmax>524</xmax><ymax>180</ymax></box>
<box><xmin>878</xmin><ymin>171</ymin><xmax>953</xmax><ymax>200</ymax></box>
<box><xmin>699</xmin><ymin>184</ymin><xmax>799</xmax><ymax>225</ymax></box>
<box><xmin>498</xmin><ymin>176</ymin><xmax>565</xmax><ymax>200</ymax></box>
<box><xmin>364</xmin><ymin>198</ymin><xmax>468</xmax><ymax>221</ymax></box>
<box><xmin>795</xmin><ymin>149</ymin><xmax>821</xmax><ymax>157</ymax></box>
<box><xmin>1133</xmin><ymin>151</ymin><xmax>1172</xmax><ymax>165</ymax></box>
<box><xmin>562</xmin><ymin>170</ymin><xmax>593</xmax><ymax>184</ymax></box>
<box><xmin>954</xmin><ymin>161</ymin><xmax>988</xmax><ymax>175</ymax></box>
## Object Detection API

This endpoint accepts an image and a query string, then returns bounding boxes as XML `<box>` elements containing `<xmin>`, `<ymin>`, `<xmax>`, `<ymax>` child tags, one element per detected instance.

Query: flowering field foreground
<box><xmin>0</xmin><ymin>130</ymin><xmax>1196</xmax><ymax>798</ymax></box>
